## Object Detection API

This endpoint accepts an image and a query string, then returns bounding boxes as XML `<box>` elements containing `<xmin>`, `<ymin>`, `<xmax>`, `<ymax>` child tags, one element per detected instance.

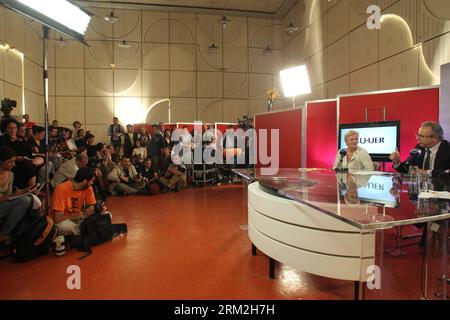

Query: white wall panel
<box><xmin>142</xmin><ymin>11</ymin><xmax>169</xmax><ymax>43</ymax></box>
<box><xmin>197</xmin><ymin>72</ymin><xmax>223</xmax><ymax>98</ymax></box>
<box><xmin>114</xmin><ymin>42</ymin><xmax>141</xmax><ymax>69</ymax></box>
<box><xmin>142</xmin><ymin>43</ymin><xmax>169</xmax><ymax>70</ymax></box>
<box><xmin>56</xmin><ymin>40</ymin><xmax>84</xmax><ymax>68</ymax></box>
<box><xmin>170</xmin><ymin>98</ymin><xmax>197</xmax><ymax>122</ymax></box>
<box><xmin>142</xmin><ymin>70</ymin><xmax>169</xmax><ymax>97</ymax></box>
<box><xmin>197</xmin><ymin>98</ymin><xmax>223</xmax><ymax>122</ymax></box>
<box><xmin>85</xmin><ymin>69</ymin><xmax>114</xmax><ymax>97</ymax></box>
<box><xmin>379</xmin><ymin>48</ymin><xmax>419</xmax><ymax>90</ymax></box>
<box><xmin>170</xmin><ymin>71</ymin><xmax>196</xmax><ymax>97</ymax></box>
<box><xmin>171</xmin><ymin>13</ymin><xmax>197</xmax><ymax>44</ymax></box>
<box><xmin>223</xmin><ymin>99</ymin><xmax>248</xmax><ymax>122</ymax></box>
<box><xmin>55</xmin><ymin>69</ymin><xmax>85</xmax><ymax>96</ymax></box>
<box><xmin>170</xmin><ymin>44</ymin><xmax>196</xmax><ymax>71</ymax></box>
<box><xmin>55</xmin><ymin>97</ymin><xmax>85</xmax><ymax>124</ymax></box>
<box><xmin>114</xmin><ymin>70</ymin><xmax>142</xmax><ymax>97</ymax></box>
<box><xmin>85</xmin><ymin>97</ymin><xmax>114</xmax><ymax>125</ymax></box>
<box><xmin>223</xmin><ymin>73</ymin><xmax>248</xmax><ymax>99</ymax></box>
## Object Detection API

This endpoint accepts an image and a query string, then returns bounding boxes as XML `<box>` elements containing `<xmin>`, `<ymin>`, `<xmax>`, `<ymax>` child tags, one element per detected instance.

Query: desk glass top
<box><xmin>251</xmin><ymin>169</ymin><xmax>450</xmax><ymax>230</ymax></box>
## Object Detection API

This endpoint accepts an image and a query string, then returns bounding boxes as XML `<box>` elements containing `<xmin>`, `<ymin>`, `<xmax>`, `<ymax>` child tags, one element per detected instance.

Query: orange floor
<box><xmin>0</xmin><ymin>184</ymin><xmax>444</xmax><ymax>300</ymax></box>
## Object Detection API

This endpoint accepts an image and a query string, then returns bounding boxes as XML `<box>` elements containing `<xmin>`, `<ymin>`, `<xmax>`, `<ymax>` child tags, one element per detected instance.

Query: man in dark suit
<box><xmin>390</xmin><ymin>121</ymin><xmax>450</xmax><ymax>248</ymax></box>
<box><xmin>390</xmin><ymin>121</ymin><xmax>450</xmax><ymax>178</ymax></box>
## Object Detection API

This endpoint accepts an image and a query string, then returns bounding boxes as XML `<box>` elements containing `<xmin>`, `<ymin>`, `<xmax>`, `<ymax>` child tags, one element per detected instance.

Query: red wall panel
<box><xmin>306</xmin><ymin>100</ymin><xmax>337</xmax><ymax>168</ymax></box>
<box><xmin>255</xmin><ymin>109</ymin><xmax>302</xmax><ymax>169</ymax></box>
<box><xmin>215</xmin><ymin>123</ymin><xmax>239</xmax><ymax>135</ymax></box>
<box><xmin>339</xmin><ymin>88</ymin><xmax>439</xmax><ymax>165</ymax></box>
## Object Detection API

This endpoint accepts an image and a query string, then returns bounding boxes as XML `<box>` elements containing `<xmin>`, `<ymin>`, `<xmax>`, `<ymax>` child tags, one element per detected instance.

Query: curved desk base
<box><xmin>248</xmin><ymin>182</ymin><xmax>376</xmax><ymax>298</ymax></box>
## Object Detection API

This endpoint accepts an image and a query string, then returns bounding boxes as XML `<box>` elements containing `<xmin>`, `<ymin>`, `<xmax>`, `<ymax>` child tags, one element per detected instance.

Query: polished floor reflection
<box><xmin>0</xmin><ymin>184</ymin><xmax>440</xmax><ymax>300</ymax></box>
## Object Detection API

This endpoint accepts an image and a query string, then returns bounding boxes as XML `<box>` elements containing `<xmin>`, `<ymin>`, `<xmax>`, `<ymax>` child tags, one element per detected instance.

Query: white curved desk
<box><xmin>248</xmin><ymin>181</ymin><xmax>375</xmax><ymax>283</ymax></box>
<box><xmin>245</xmin><ymin>170</ymin><xmax>450</xmax><ymax>300</ymax></box>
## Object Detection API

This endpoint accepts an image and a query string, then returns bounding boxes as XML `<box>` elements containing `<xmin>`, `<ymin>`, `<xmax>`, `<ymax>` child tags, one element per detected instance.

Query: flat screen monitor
<box><xmin>338</xmin><ymin>121</ymin><xmax>400</xmax><ymax>161</ymax></box>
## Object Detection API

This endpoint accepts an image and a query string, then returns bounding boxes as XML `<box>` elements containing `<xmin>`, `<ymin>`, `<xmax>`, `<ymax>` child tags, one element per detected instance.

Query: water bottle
<box><xmin>54</xmin><ymin>235</ymin><xmax>65</xmax><ymax>257</ymax></box>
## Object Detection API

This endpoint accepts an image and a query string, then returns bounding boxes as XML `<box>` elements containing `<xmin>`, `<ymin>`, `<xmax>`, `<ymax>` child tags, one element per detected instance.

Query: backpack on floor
<box><xmin>11</xmin><ymin>211</ymin><xmax>58</xmax><ymax>262</ymax></box>
<box><xmin>75</xmin><ymin>212</ymin><xmax>127</xmax><ymax>252</ymax></box>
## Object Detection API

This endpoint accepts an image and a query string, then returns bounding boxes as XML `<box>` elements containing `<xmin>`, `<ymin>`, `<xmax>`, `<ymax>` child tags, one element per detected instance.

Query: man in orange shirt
<box><xmin>51</xmin><ymin>167</ymin><xmax>97</xmax><ymax>236</ymax></box>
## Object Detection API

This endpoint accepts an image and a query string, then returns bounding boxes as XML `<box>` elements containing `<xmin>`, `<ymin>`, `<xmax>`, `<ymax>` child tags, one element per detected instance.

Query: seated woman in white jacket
<box><xmin>333</xmin><ymin>130</ymin><xmax>374</xmax><ymax>171</ymax></box>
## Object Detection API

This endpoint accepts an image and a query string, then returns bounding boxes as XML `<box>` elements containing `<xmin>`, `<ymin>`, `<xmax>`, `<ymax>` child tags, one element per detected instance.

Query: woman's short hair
<box><xmin>0</xmin><ymin>146</ymin><xmax>17</xmax><ymax>161</ymax></box>
<box><xmin>344</xmin><ymin>130</ymin><xmax>359</xmax><ymax>142</ymax></box>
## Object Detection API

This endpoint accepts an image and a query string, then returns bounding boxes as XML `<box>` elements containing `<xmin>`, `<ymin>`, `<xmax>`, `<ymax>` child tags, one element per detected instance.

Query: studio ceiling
<box><xmin>76</xmin><ymin>0</ymin><xmax>298</xmax><ymax>18</ymax></box>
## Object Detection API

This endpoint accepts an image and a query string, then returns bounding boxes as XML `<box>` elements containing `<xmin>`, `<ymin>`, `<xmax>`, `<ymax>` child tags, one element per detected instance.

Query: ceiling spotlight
<box><xmin>104</xmin><ymin>11</ymin><xmax>119</xmax><ymax>24</ymax></box>
<box><xmin>218</xmin><ymin>16</ymin><xmax>231</xmax><ymax>28</ymax></box>
<box><xmin>118</xmin><ymin>40</ymin><xmax>131</xmax><ymax>49</ymax></box>
<box><xmin>208</xmin><ymin>43</ymin><xmax>219</xmax><ymax>51</ymax></box>
<box><xmin>263</xmin><ymin>46</ymin><xmax>273</xmax><ymax>54</ymax></box>
<box><xmin>284</xmin><ymin>23</ymin><xmax>298</xmax><ymax>36</ymax></box>
<box><xmin>57</xmin><ymin>36</ymin><xmax>67</xmax><ymax>47</ymax></box>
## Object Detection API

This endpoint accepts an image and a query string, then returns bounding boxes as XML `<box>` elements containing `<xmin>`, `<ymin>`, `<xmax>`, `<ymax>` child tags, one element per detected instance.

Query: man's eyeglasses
<box><xmin>415</xmin><ymin>133</ymin><xmax>434</xmax><ymax>139</ymax></box>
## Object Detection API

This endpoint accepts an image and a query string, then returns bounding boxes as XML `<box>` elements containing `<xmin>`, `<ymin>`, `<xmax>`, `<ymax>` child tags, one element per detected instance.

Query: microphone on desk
<box><xmin>407</xmin><ymin>148</ymin><xmax>422</xmax><ymax>166</ymax></box>
<box><xmin>335</xmin><ymin>149</ymin><xmax>349</xmax><ymax>172</ymax></box>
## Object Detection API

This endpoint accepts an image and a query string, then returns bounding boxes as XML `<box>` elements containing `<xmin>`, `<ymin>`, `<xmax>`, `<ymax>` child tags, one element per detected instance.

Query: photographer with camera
<box><xmin>51</xmin><ymin>167</ymin><xmax>97</xmax><ymax>236</ymax></box>
<box><xmin>107</xmin><ymin>155</ymin><xmax>146</xmax><ymax>196</ymax></box>
<box><xmin>138</xmin><ymin>157</ymin><xmax>160</xmax><ymax>195</ymax></box>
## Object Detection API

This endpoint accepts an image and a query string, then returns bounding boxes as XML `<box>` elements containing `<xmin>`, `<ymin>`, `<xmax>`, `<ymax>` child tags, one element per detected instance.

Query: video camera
<box><xmin>1</xmin><ymin>98</ymin><xmax>17</xmax><ymax>114</ymax></box>
<box><xmin>237</xmin><ymin>115</ymin><xmax>253</xmax><ymax>131</ymax></box>
<box><xmin>0</xmin><ymin>98</ymin><xmax>18</xmax><ymax>133</ymax></box>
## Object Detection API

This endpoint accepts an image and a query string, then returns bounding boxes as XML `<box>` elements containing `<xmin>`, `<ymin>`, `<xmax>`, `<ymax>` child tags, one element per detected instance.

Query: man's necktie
<box><xmin>423</xmin><ymin>149</ymin><xmax>431</xmax><ymax>170</ymax></box>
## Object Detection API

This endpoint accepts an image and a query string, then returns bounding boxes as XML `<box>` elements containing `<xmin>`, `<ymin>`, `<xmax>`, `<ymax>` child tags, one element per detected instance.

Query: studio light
<box><xmin>0</xmin><ymin>0</ymin><xmax>92</xmax><ymax>214</ymax></box>
<box><xmin>1</xmin><ymin>0</ymin><xmax>92</xmax><ymax>44</ymax></box>
<box><xmin>279</xmin><ymin>65</ymin><xmax>311</xmax><ymax>108</ymax></box>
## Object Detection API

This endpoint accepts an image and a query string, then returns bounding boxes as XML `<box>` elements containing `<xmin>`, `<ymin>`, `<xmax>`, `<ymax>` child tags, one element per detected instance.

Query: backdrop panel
<box><xmin>306</xmin><ymin>100</ymin><xmax>337</xmax><ymax>169</ymax></box>
<box><xmin>255</xmin><ymin>108</ymin><xmax>303</xmax><ymax>169</ymax></box>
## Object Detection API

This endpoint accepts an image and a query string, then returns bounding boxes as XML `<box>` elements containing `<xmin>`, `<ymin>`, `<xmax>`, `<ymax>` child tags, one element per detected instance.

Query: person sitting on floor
<box><xmin>132</xmin><ymin>139</ymin><xmax>147</xmax><ymax>165</ymax></box>
<box><xmin>51</xmin><ymin>167</ymin><xmax>97</xmax><ymax>236</ymax></box>
<box><xmin>51</xmin><ymin>152</ymin><xmax>89</xmax><ymax>188</ymax></box>
<box><xmin>158</xmin><ymin>147</ymin><xmax>187</xmax><ymax>192</ymax></box>
<box><xmin>138</xmin><ymin>157</ymin><xmax>159</xmax><ymax>195</ymax></box>
<box><xmin>107</xmin><ymin>156</ymin><xmax>146</xmax><ymax>196</ymax></box>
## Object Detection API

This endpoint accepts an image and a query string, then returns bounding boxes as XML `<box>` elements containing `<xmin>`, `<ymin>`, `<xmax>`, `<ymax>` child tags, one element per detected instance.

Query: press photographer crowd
<box><xmin>0</xmin><ymin>98</ymin><xmax>255</xmax><ymax>261</ymax></box>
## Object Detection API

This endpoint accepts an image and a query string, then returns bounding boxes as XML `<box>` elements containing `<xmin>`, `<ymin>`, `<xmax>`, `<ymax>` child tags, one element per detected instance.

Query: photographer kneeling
<box><xmin>51</xmin><ymin>167</ymin><xmax>97</xmax><ymax>236</ymax></box>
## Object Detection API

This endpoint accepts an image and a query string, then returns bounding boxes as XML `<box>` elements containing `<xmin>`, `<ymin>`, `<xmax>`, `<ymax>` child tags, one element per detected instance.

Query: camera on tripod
<box><xmin>1</xmin><ymin>98</ymin><xmax>17</xmax><ymax>114</ymax></box>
